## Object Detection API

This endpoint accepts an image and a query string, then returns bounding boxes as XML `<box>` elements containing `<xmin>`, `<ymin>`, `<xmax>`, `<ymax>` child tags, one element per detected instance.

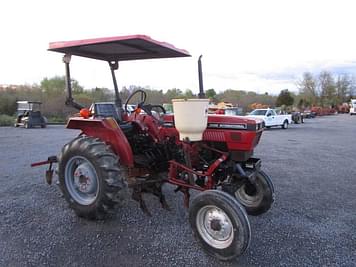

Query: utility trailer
<box><xmin>32</xmin><ymin>35</ymin><xmax>274</xmax><ymax>261</ymax></box>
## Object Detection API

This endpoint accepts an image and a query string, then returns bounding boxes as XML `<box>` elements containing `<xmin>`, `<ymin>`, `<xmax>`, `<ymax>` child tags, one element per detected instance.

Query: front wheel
<box><xmin>58</xmin><ymin>136</ymin><xmax>126</xmax><ymax>220</ymax></box>
<box><xmin>227</xmin><ymin>171</ymin><xmax>274</xmax><ymax>216</ymax></box>
<box><xmin>189</xmin><ymin>190</ymin><xmax>251</xmax><ymax>261</ymax></box>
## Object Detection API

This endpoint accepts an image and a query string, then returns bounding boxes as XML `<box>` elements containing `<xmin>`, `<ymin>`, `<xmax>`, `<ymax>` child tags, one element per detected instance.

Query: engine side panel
<box><xmin>161</xmin><ymin>114</ymin><xmax>263</xmax><ymax>151</ymax></box>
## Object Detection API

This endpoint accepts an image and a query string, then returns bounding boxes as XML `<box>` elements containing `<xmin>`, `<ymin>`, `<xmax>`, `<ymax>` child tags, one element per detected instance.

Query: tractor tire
<box><xmin>282</xmin><ymin>120</ymin><xmax>288</xmax><ymax>129</ymax></box>
<box><xmin>231</xmin><ymin>171</ymin><xmax>274</xmax><ymax>216</ymax></box>
<box><xmin>58</xmin><ymin>136</ymin><xmax>126</xmax><ymax>220</ymax></box>
<box><xmin>189</xmin><ymin>190</ymin><xmax>251</xmax><ymax>261</ymax></box>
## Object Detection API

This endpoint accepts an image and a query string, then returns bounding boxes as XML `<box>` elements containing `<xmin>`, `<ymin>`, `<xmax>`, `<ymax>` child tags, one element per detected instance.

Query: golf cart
<box><xmin>14</xmin><ymin>101</ymin><xmax>47</xmax><ymax>128</ymax></box>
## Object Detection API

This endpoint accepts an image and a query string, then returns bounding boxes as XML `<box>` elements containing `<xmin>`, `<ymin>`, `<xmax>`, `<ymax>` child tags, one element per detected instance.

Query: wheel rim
<box><xmin>284</xmin><ymin>122</ymin><xmax>288</xmax><ymax>128</ymax></box>
<box><xmin>65</xmin><ymin>156</ymin><xmax>99</xmax><ymax>205</ymax></box>
<box><xmin>235</xmin><ymin>180</ymin><xmax>263</xmax><ymax>208</ymax></box>
<box><xmin>196</xmin><ymin>205</ymin><xmax>234</xmax><ymax>249</ymax></box>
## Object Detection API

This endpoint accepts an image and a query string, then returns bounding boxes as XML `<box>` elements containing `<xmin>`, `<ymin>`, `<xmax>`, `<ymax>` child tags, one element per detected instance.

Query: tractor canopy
<box><xmin>48</xmin><ymin>35</ymin><xmax>191</xmax><ymax>112</ymax></box>
<box><xmin>48</xmin><ymin>35</ymin><xmax>191</xmax><ymax>61</ymax></box>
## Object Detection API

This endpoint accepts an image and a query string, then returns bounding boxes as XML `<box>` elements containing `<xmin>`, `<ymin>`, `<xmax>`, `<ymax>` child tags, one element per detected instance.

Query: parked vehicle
<box><xmin>291</xmin><ymin>111</ymin><xmax>304</xmax><ymax>124</ymax></box>
<box><xmin>14</xmin><ymin>101</ymin><xmax>47</xmax><ymax>128</ymax></box>
<box><xmin>209</xmin><ymin>106</ymin><xmax>244</xmax><ymax>116</ymax></box>
<box><xmin>31</xmin><ymin>35</ymin><xmax>274</xmax><ymax>261</ymax></box>
<box><xmin>303</xmin><ymin>109</ymin><xmax>316</xmax><ymax>118</ymax></box>
<box><xmin>311</xmin><ymin>106</ymin><xmax>336</xmax><ymax>116</ymax></box>
<box><xmin>275</xmin><ymin>108</ymin><xmax>304</xmax><ymax>124</ymax></box>
<box><xmin>337</xmin><ymin>103</ymin><xmax>350</xmax><ymax>114</ymax></box>
<box><xmin>247</xmin><ymin>108</ymin><xmax>292</xmax><ymax>129</ymax></box>
<box><xmin>350</xmin><ymin>99</ymin><xmax>356</xmax><ymax>115</ymax></box>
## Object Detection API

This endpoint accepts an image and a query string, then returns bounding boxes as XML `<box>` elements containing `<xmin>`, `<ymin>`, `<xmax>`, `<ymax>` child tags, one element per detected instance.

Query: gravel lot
<box><xmin>0</xmin><ymin>114</ymin><xmax>355</xmax><ymax>267</ymax></box>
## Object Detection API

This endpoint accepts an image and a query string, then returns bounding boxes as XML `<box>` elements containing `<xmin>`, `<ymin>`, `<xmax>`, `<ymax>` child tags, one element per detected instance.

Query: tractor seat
<box><xmin>92</xmin><ymin>103</ymin><xmax>133</xmax><ymax>135</ymax></box>
<box><xmin>118</xmin><ymin>121</ymin><xmax>133</xmax><ymax>135</ymax></box>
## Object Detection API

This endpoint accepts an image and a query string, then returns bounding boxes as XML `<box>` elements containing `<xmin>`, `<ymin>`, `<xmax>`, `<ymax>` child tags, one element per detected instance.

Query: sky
<box><xmin>1</xmin><ymin>0</ymin><xmax>356</xmax><ymax>95</ymax></box>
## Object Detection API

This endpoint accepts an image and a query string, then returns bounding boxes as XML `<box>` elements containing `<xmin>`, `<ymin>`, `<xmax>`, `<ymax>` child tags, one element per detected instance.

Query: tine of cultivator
<box><xmin>160</xmin><ymin>194</ymin><xmax>171</xmax><ymax>211</ymax></box>
<box><xmin>131</xmin><ymin>177</ymin><xmax>171</xmax><ymax>215</ymax></box>
<box><xmin>132</xmin><ymin>187</ymin><xmax>152</xmax><ymax>216</ymax></box>
<box><xmin>45</xmin><ymin>169</ymin><xmax>54</xmax><ymax>185</ymax></box>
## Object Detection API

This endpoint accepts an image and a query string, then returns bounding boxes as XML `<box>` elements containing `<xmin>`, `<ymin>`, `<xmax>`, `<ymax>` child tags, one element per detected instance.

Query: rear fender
<box><xmin>66</xmin><ymin>117</ymin><xmax>134</xmax><ymax>167</ymax></box>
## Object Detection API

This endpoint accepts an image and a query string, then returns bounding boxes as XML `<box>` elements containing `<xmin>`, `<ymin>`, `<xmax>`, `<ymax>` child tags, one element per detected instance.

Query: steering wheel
<box><xmin>151</xmin><ymin>105</ymin><xmax>166</xmax><ymax>114</ymax></box>
<box><xmin>124</xmin><ymin>90</ymin><xmax>147</xmax><ymax>113</ymax></box>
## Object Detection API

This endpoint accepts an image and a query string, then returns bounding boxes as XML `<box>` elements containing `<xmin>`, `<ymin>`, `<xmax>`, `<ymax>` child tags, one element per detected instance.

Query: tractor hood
<box><xmin>207</xmin><ymin>115</ymin><xmax>264</xmax><ymax>131</ymax></box>
<box><xmin>163</xmin><ymin>114</ymin><xmax>264</xmax><ymax>131</ymax></box>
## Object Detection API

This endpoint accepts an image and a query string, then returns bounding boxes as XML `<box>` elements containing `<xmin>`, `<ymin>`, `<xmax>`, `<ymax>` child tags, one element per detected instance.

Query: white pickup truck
<box><xmin>350</xmin><ymin>99</ymin><xmax>356</xmax><ymax>115</ymax></box>
<box><xmin>247</xmin><ymin>108</ymin><xmax>292</xmax><ymax>129</ymax></box>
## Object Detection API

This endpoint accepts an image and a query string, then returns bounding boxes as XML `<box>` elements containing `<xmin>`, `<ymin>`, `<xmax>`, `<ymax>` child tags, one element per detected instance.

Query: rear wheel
<box><xmin>58</xmin><ymin>136</ymin><xmax>126</xmax><ymax>220</ymax></box>
<box><xmin>282</xmin><ymin>120</ymin><xmax>288</xmax><ymax>129</ymax></box>
<box><xmin>189</xmin><ymin>190</ymin><xmax>251</xmax><ymax>261</ymax></box>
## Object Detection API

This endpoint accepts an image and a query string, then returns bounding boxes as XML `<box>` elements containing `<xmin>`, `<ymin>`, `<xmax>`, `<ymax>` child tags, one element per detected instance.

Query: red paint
<box><xmin>48</xmin><ymin>35</ymin><xmax>191</xmax><ymax>61</ymax></box>
<box><xmin>162</xmin><ymin>114</ymin><xmax>263</xmax><ymax>151</ymax></box>
<box><xmin>66</xmin><ymin>117</ymin><xmax>134</xmax><ymax>167</ymax></box>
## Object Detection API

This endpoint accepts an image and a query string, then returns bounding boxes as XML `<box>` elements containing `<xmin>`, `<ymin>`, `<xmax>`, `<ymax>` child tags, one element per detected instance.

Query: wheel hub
<box><xmin>65</xmin><ymin>156</ymin><xmax>99</xmax><ymax>205</ymax></box>
<box><xmin>196</xmin><ymin>206</ymin><xmax>234</xmax><ymax>249</ymax></box>
<box><xmin>210</xmin><ymin>219</ymin><xmax>222</xmax><ymax>231</ymax></box>
<box><xmin>235</xmin><ymin>181</ymin><xmax>263</xmax><ymax>207</ymax></box>
<box><xmin>73</xmin><ymin>162</ymin><xmax>97</xmax><ymax>194</ymax></box>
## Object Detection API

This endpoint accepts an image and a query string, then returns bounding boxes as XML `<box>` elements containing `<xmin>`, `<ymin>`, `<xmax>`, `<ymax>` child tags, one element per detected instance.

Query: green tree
<box><xmin>276</xmin><ymin>89</ymin><xmax>294</xmax><ymax>107</ymax></box>
<box><xmin>298</xmin><ymin>72</ymin><xmax>318</xmax><ymax>106</ymax></box>
<box><xmin>40</xmin><ymin>76</ymin><xmax>83</xmax><ymax>96</ymax></box>
<box><xmin>319</xmin><ymin>71</ymin><xmax>336</xmax><ymax>106</ymax></box>
<box><xmin>164</xmin><ymin>88</ymin><xmax>183</xmax><ymax>101</ymax></box>
<box><xmin>184</xmin><ymin>89</ymin><xmax>194</xmax><ymax>98</ymax></box>
<box><xmin>335</xmin><ymin>74</ymin><xmax>352</xmax><ymax>103</ymax></box>
<box><xmin>205</xmin><ymin>88</ymin><xmax>217</xmax><ymax>99</ymax></box>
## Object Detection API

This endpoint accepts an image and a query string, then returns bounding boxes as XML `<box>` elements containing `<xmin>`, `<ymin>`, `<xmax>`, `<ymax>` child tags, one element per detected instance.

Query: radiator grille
<box><xmin>203</xmin><ymin>131</ymin><xmax>226</xmax><ymax>141</ymax></box>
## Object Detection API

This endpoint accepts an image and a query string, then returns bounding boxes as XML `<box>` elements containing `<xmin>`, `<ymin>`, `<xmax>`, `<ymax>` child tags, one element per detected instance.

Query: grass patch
<box><xmin>0</xmin><ymin>114</ymin><xmax>15</xmax><ymax>126</ymax></box>
<box><xmin>47</xmin><ymin>116</ymin><xmax>66</xmax><ymax>124</ymax></box>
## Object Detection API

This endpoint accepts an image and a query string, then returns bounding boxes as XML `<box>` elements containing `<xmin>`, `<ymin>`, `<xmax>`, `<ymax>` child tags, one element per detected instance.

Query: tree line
<box><xmin>0</xmin><ymin>76</ymin><xmax>277</xmax><ymax>120</ymax></box>
<box><xmin>0</xmin><ymin>71</ymin><xmax>355</xmax><ymax>121</ymax></box>
<box><xmin>297</xmin><ymin>71</ymin><xmax>356</xmax><ymax>108</ymax></box>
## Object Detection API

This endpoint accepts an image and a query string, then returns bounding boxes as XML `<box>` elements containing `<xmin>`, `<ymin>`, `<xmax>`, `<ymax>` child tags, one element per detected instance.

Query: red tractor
<box><xmin>33</xmin><ymin>35</ymin><xmax>274</xmax><ymax>261</ymax></box>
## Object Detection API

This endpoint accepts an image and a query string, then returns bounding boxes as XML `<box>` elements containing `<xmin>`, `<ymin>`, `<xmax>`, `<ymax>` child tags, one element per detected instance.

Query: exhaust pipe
<box><xmin>198</xmin><ymin>55</ymin><xmax>205</xmax><ymax>99</ymax></box>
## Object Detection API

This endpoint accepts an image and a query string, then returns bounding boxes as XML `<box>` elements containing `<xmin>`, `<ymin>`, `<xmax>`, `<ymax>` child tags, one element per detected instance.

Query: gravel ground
<box><xmin>0</xmin><ymin>114</ymin><xmax>355</xmax><ymax>267</ymax></box>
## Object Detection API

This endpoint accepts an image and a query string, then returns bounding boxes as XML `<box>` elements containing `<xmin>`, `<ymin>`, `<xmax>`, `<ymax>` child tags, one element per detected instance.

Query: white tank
<box><xmin>172</xmin><ymin>99</ymin><xmax>209</xmax><ymax>141</ymax></box>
